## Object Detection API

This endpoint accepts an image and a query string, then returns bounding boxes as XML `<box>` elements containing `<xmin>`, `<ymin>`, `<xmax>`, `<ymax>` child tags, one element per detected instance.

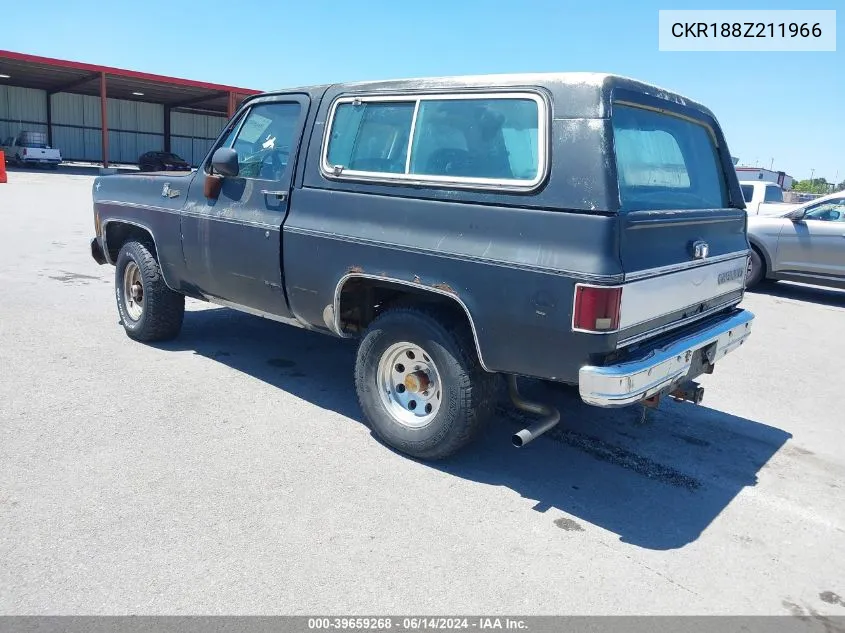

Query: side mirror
<box><xmin>205</xmin><ymin>148</ymin><xmax>239</xmax><ymax>200</ymax></box>
<box><xmin>787</xmin><ymin>209</ymin><xmax>806</xmax><ymax>222</ymax></box>
<box><xmin>211</xmin><ymin>147</ymin><xmax>239</xmax><ymax>178</ymax></box>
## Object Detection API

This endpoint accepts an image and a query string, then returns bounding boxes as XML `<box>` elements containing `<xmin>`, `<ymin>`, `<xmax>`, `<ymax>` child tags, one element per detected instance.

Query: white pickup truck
<box><xmin>1</xmin><ymin>131</ymin><xmax>62</xmax><ymax>168</ymax></box>
<box><xmin>739</xmin><ymin>180</ymin><xmax>799</xmax><ymax>216</ymax></box>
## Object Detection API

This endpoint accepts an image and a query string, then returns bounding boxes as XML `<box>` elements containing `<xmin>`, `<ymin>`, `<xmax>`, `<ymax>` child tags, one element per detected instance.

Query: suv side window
<box><xmin>409</xmin><ymin>98</ymin><xmax>539</xmax><ymax>180</ymax></box>
<box><xmin>740</xmin><ymin>184</ymin><xmax>754</xmax><ymax>202</ymax></box>
<box><xmin>327</xmin><ymin>102</ymin><xmax>415</xmax><ymax>174</ymax></box>
<box><xmin>323</xmin><ymin>93</ymin><xmax>546</xmax><ymax>189</ymax></box>
<box><xmin>763</xmin><ymin>185</ymin><xmax>784</xmax><ymax>203</ymax></box>
<box><xmin>805</xmin><ymin>199</ymin><xmax>845</xmax><ymax>222</ymax></box>
<box><xmin>218</xmin><ymin>102</ymin><xmax>302</xmax><ymax>181</ymax></box>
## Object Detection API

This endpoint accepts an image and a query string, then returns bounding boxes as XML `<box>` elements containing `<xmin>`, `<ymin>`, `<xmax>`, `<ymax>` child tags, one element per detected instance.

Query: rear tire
<box><xmin>115</xmin><ymin>240</ymin><xmax>184</xmax><ymax>342</ymax></box>
<box><xmin>354</xmin><ymin>306</ymin><xmax>496</xmax><ymax>460</ymax></box>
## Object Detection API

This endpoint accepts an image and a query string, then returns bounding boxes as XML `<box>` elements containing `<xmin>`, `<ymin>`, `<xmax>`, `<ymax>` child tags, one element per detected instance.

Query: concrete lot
<box><xmin>1</xmin><ymin>169</ymin><xmax>844</xmax><ymax>616</ymax></box>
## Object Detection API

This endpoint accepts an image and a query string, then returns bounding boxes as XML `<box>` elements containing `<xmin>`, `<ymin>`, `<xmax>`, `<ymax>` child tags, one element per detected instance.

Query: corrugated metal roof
<box><xmin>0</xmin><ymin>49</ymin><xmax>260</xmax><ymax>115</ymax></box>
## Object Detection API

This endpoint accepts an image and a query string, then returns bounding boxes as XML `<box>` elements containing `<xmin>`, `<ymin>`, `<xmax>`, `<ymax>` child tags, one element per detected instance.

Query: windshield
<box><xmin>612</xmin><ymin>104</ymin><xmax>729</xmax><ymax>212</ymax></box>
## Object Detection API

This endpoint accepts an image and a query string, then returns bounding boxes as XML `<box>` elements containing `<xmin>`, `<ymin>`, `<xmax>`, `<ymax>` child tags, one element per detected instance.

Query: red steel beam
<box><xmin>227</xmin><ymin>91</ymin><xmax>236</xmax><ymax>119</ymax></box>
<box><xmin>100</xmin><ymin>72</ymin><xmax>109</xmax><ymax>168</ymax></box>
<box><xmin>0</xmin><ymin>49</ymin><xmax>260</xmax><ymax>96</ymax></box>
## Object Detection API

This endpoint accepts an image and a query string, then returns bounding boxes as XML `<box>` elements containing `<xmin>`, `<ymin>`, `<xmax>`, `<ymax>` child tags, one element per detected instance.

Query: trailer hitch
<box><xmin>669</xmin><ymin>380</ymin><xmax>705</xmax><ymax>405</ymax></box>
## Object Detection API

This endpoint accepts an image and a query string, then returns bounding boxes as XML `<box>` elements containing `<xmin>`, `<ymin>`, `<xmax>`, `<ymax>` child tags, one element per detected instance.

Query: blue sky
<box><xmin>3</xmin><ymin>0</ymin><xmax>842</xmax><ymax>182</ymax></box>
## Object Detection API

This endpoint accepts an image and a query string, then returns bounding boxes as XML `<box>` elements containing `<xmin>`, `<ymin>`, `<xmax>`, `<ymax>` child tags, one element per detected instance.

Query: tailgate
<box><xmin>610</xmin><ymin>98</ymin><xmax>748</xmax><ymax>345</ymax></box>
<box><xmin>620</xmin><ymin>208</ymin><xmax>748</xmax><ymax>275</ymax></box>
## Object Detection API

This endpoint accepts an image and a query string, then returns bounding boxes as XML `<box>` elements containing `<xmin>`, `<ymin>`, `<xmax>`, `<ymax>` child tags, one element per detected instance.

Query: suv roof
<box><xmin>254</xmin><ymin>72</ymin><xmax>714</xmax><ymax>121</ymax></box>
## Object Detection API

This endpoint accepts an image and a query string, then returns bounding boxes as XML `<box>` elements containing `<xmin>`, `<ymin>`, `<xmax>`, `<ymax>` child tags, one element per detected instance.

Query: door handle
<box><xmin>261</xmin><ymin>190</ymin><xmax>287</xmax><ymax>201</ymax></box>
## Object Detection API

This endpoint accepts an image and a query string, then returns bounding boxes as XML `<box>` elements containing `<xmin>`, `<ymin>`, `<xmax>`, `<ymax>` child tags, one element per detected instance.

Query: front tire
<box><xmin>354</xmin><ymin>307</ymin><xmax>496</xmax><ymax>460</ymax></box>
<box><xmin>115</xmin><ymin>240</ymin><xmax>184</xmax><ymax>341</ymax></box>
<box><xmin>746</xmin><ymin>248</ymin><xmax>766</xmax><ymax>288</ymax></box>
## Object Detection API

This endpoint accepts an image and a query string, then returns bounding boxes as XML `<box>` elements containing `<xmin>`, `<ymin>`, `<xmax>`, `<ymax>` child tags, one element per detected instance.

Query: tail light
<box><xmin>573</xmin><ymin>285</ymin><xmax>622</xmax><ymax>332</ymax></box>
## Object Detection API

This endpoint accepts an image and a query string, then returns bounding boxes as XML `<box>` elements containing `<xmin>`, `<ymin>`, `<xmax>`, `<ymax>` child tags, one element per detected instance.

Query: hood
<box><xmin>757</xmin><ymin>203</ymin><xmax>801</xmax><ymax>217</ymax></box>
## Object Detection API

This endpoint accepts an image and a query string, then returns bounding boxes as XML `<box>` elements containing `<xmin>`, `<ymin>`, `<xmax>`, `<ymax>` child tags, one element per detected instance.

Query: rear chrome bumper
<box><xmin>579</xmin><ymin>309</ymin><xmax>754</xmax><ymax>407</ymax></box>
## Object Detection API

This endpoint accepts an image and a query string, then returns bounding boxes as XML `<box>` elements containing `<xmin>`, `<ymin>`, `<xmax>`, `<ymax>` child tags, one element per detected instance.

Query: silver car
<box><xmin>746</xmin><ymin>191</ymin><xmax>845</xmax><ymax>290</ymax></box>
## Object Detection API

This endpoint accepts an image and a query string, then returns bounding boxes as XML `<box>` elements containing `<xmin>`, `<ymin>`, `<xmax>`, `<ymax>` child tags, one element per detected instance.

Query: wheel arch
<box><xmin>102</xmin><ymin>219</ymin><xmax>176</xmax><ymax>290</ymax></box>
<box><xmin>747</xmin><ymin>236</ymin><xmax>772</xmax><ymax>277</ymax></box>
<box><xmin>333</xmin><ymin>273</ymin><xmax>492</xmax><ymax>372</ymax></box>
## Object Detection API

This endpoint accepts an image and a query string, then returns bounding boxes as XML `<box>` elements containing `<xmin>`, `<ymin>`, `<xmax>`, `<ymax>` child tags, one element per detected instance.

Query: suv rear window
<box><xmin>612</xmin><ymin>104</ymin><xmax>728</xmax><ymax>211</ymax></box>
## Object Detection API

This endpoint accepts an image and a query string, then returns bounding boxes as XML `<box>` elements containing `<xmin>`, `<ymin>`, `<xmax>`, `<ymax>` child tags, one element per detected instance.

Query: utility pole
<box><xmin>810</xmin><ymin>168</ymin><xmax>815</xmax><ymax>187</ymax></box>
<box><xmin>770</xmin><ymin>158</ymin><xmax>774</xmax><ymax>170</ymax></box>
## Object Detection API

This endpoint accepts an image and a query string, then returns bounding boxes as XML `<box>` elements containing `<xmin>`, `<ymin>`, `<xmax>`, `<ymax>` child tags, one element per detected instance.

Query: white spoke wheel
<box><xmin>355</xmin><ymin>306</ymin><xmax>496</xmax><ymax>460</ymax></box>
<box><xmin>122</xmin><ymin>261</ymin><xmax>145</xmax><ymax>321</ymax></box>
<box><xmin>377</xmin><ymin>342</ymin><xmax>443</xmax><ymax>428</ymax></box>
<box><xmin>115</xmin><ymin>240</ymin><xmax>185</xmax><ymax>342</ymax></box>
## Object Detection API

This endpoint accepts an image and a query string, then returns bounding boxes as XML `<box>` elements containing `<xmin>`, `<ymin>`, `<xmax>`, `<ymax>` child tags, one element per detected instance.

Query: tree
<box><xmin>792</xmin><ymin>178</ymin><xmax>830</xmax><ymax>194</ymax></box>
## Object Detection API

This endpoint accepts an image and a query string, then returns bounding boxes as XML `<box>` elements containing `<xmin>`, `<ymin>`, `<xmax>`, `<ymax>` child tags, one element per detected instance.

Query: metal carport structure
<box><xmin>0</xmin><ymin>50</ymin><xmax>260</xmax><ymax>167</ymax></box>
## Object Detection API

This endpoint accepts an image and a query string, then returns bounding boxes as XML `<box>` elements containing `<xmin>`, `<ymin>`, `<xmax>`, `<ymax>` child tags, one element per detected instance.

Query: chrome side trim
<box><xmin>180</xmin><ymin>208</ymin><xmax>281</xmax><ymax>229</ymax></box>
<box><xmin>320</xmin><ymin>90</ymin><xmax>550</xmax><ymax>192</ymax></box>
<box><xmin>623</xmin><ymin>250</ymin><xmax>749</xmax><ymax>281</ymax></box>
<box><xmin>616</xmin><ymin>295</ymin><xmax>741</xmax><ymax>348</ymax></box>
<box><xmin>332</xmin><ymin>272</ymin><xmax>492</xmax><ymax>372</ymax></box>
<box><xmin>202</xmin><ymin>295</ymin><xmax>312</xmax><ymax>329</ymax></box>
<box><xmin>100</xmin><ymin>218</ymin><xmax>177</xmax><ymax>291</ymax></box>
<box><xmin>579</xmin><ymin>310</ymin><xmax>754</xmax><ymax>408</ymax></box>
<box><xmin>98</xmin><ymin>199</ymin><xmax>181</xmax><ymax>215</ymax></box>
<box><xmin>285</xmin><ymin>226</ymin><xmax>623</xmax><ymax>284</ymax></box>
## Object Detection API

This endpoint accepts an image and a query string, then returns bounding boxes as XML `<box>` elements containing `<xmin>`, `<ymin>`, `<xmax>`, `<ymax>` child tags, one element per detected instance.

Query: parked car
<box><xmin>1</xmin><ymin>131</ymin><xmax>61</xmax><ymax>168</ymax></box>
<box><xmin>90</xmin><ymin>72</ymin><xmax>754</xmax><ymax>459</ymax></box>
<box><xmin>746</xmin><ymin>191</ymin><xmax>845</xmax><ymax>289</ymax></box>
<box><xmin>138</xmin><ymin>151</ymin><xmax>191</xmax><ymax>172</ymax></box>
<box><xmin>739</xmin><ymin>180</ymin><xmax>800</xmax><ymax>216</ymax></box>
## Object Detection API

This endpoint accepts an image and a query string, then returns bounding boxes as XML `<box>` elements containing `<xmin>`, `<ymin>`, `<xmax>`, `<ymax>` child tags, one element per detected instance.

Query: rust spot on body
<box><xmin>348</xmin><ymin>265</ymin><xmax>364</xmax><ymax>274</ymax></box>
<box><xmin>412</xmin><ymin>275</ymin><xmax>422</xmax><ymax>284</ymax></box>
<box><xmin>432</xmin><ymin>282</ymin><xmax>456</xmax><ymax>294</ymax></box>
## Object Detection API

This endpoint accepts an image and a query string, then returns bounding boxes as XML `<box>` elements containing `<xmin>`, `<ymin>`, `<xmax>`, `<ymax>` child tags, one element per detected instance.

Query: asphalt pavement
<box><xmin>1</xmin><ymin>169</ymin><xmax>843</xmax><ymax>616</ymax></box>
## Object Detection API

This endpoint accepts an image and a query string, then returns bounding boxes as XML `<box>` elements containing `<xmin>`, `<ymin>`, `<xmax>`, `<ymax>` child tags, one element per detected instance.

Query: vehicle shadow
<box><xmin>156</xmin><ymin>305</ymin><xmax>791</xmax><ymax>551</ymax></box>
<box><xmin>751</xmin><ymin>281</ymin><xmax>845</xmax><ymax>308</ymax></box>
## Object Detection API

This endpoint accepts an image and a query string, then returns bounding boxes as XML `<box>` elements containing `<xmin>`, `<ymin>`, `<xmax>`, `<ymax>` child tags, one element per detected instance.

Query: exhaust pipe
<box><xmin>508</xmin><ymin>375</ymin><xmax>561</xmax><ymax>447</ymax></box>
<box><xmin>669</xmin><ymin>380</ymin><xmax>705</xmax><ymax>405</ymax></box>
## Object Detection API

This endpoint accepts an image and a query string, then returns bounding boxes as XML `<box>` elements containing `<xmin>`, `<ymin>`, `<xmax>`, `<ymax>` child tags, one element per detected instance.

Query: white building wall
<box><xmin>3</xmin><ymin>85</ymin><xmax>231</xmax><ymax>166</ymax></box>
<box><xmin>50</xmin><ymin>93</ymin><xmax>102</xmax><ymax>161</ymax></box>
<box><xmin>171</xmin><ymin>110</ymin><xmax>227</xmax><ymax>166</ymax></box>
<box><xmin>0</xmin><ymin>84</ymin><xmax>47</xmax><ymax>142</ymax></box>
<box><xmin>735</xmin><ymin>167</ymin><xmax>794</xmax><ymax>190</ymax></box>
